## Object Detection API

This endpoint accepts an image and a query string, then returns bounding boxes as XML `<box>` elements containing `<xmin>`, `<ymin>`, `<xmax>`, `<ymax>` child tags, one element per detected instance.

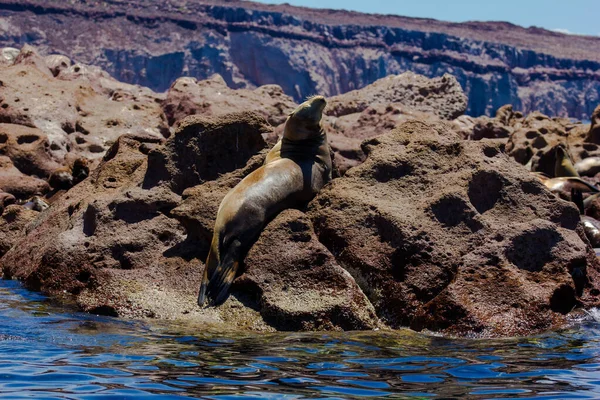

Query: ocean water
<box><xmin>0</xmin><ymin>280</ymin><xmax>599</xmax><ymax>399</ymax></box>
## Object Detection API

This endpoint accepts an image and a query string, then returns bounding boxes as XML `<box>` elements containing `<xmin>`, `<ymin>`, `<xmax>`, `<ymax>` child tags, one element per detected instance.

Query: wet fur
<box><xmin>198</xmin><ymin>96</ymin><xmax>332</xmax><ymax>306</ymax></box>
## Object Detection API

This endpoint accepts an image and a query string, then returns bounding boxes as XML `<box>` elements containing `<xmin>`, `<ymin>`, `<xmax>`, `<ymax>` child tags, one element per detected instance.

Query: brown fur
<box><xmin>48</xmin><ymin>157</ymin><xmax>89</xmax><ymax>190</ymax></box>
<box><xmin>198</xmin><ymin>95</ymin><xmax>332</xmax><ymax>306</ymax></box>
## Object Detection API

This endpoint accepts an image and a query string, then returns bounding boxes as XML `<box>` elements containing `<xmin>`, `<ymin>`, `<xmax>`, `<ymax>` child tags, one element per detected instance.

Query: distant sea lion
<box><xmin>23</xmin><ymin>196</ymin><xmax>49</xmax><ymax>212</ymax></box>
<box><xmin>198</xmin><ymin>95</ymin><xmax>332</xmax><ymax>306</ymax></box>
<box><xmin>582</xmin><ymin>216</ymin><xmax>600</xmax><ymax>247</ymax></box>
<box><xmin>48</xmin><ymin>157</ymin><xmax>89</xmax><ymax>190</ymax></box>
<box><xmin>554</xmin><ymin>146</ymin><xmax>579</xmax><ymax>178</ymax></box>
<box><xmin>575</xmin><ymin>157</ymin><xmax>600</xmax><ymax>177</ymax></box>
<box><xmin>543</xmin><ymin>177</ymin><xmax>599</xmax><ymax>200</ymax></box>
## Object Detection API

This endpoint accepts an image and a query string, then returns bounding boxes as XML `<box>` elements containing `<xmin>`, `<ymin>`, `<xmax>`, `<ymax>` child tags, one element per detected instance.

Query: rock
<box><xmin>326</xmin><ymin>72</ymin><xmax>467</xmax><ymax>121</ymax></box>
<box><xmin>308</xmin><ymin>120</ymin><xmax>600</xmax><ymax>336</ymax></box>
<box><xmin>317</xmin><ymin>72</ymin><xmax>466</xmax><ymax>173</ymax></box>
<box><xmin>505</xmin><ymin>111</ymin><xmax>598</xmax><ymax>175</ymax></box>
<box><xmin>585</xmin><ymin>105</ymin><xmax>600</xmax><ymax>144</ymax></box>
<box><xmin>469</xmin><ymin>116</ymin><xmax>512</xmax><ymax>141</ymax></box>
<box><xmin>13</xmin><ymin>45</ymin><xmax>52</xmax><ymax>77</ymax></box>
<box><xmin>0</xmin><ymin>156</ymin><xmax>49</xmax><ymax>199</ymax></box>
<box><xmin>235</xmin><ymin>209</ymin><xmax>381</xmax><ymax>331</ymax></box>
<box><xmin>0</xmin><ymin>205</ymin><xmax>38</xmax><ymax>258</ymax></box>
<box><xmin>0</xmin><ymin>113</ymin><xmax>301</xmax><ymax>330</ymax></box>
<box><xmin>144</xmin><ymin>111</ymin><xmax>270</xmax><ymax>193</ymax></box>
<box><xmin>0</xmin><ymin>45</ymin><xmax>169</xmax><ymax>170</ymax></box>
<box><xmin>0</xmin><ymin>192</ymin><xmax>15</xmax><ymax>208</ymax></box>
<box><xmin>45</xmin><ymin>54</ymin><xmax>72</xmax><ymax>77</ymax></box>
<box><xmin>3</xmin><ymin>1</ymin><xmax>600</xmax><ymax>118</ymax></box>
<box><xmin>163</xmin><ymin>75</ymin><xmax>296</xmax><ymax>126</ymax></box>
<box><xmin>0</xmin><ymin>48</ymin><xmax>19</xmax><ymax>66</ymax></box>
<box><xmin>0</xmin><ymin>123</ymin><xmax>62</xmax><ymax>178</ymax></box>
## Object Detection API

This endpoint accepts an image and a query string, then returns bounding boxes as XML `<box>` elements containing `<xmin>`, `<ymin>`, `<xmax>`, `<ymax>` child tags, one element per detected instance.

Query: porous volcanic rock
<box><xmin>144</xmin><ymin>111</ymin><xmax>270</xmax><ymax>193</ymax></box>
<box><xmin>235</xmin><ymin>209</ymin><xmax>381</xmax><ymax>331</ymax></box>
<box><xmin>0</xmin><ymin>45</ymin><xmax>169</xmax><ymax>169</ymax></box>
<box><xmin>1</xmin><ymin>111</ymin><xmax>374</xmax><ymax>331</ymax></box>
<box><xmin>0</xmin><ymin>155</ymin><xmax>49</xmax><ymax>198</ymax></box>
<box><xmin>308</xmin><ymin>120</ymin><xmax>600</xmax><ymax>336</ymax></box>
<box><xmin>320</xmin><ymin>72</ymin><xmax>466</xmax><ymax>174</ymax></box>
<box><xmin>326</xmin><ymin>72</ymin><xmax>467</xmax><ymax>121</ymax></box>
<box><xmin>505</xmin><ymin>111</ymin><xmax>599</xmax><ymax>176</ymax></box>
<box><xmin>162</xmin><ymin>74</ymin><xmax>296</xmax><ymax>126</ymax></box>
<box><xmin>0</xmin><ymin>205</ymin><xmax>37</xmax><ymax>257</ymax></box>
<box><xmin>0</xmin><ymin>123</ymin><xmax>61</xmax><ymax>178</ymax></box>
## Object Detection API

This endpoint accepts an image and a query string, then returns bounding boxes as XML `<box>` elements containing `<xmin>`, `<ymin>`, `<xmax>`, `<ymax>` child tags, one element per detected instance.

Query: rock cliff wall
<box><xmin>0</xmin><ymin>0</ymin><xmax>599</xmax><ymax>119</ymax></box>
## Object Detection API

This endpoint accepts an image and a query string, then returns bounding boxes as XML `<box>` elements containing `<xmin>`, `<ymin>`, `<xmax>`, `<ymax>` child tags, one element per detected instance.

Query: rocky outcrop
<box><xmin>0</xmin><ymin>112</ymin><xmax>379</xmax><ymax>331</ymax></box>
<box><xmin>163</xmin><ymin>74</ymin><xmax>296</xmax><ymax>127</ymax></box>
<box><xmin>309</xmin><ymin>120</ymin><xmax>600</xmax><ymax>336</ymax></box>
<box><xmin>2</xmin><ymin>109</ymin><xmax>599</xmax><ymax>336</ymax></box>
<box><xmin>1</xmin><ymin>0</ymin><xmax>599</xmax><ymax>118</ymax></box>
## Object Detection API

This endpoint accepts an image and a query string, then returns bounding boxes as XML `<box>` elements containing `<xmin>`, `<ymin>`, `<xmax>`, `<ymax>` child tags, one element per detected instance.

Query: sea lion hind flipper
<box><xmin>198</xmin><ymin>239</ymin><xmax>242</xmax><ymax>306</ymax></box>
<box><xmin>571</xmin><ymin>188</ymin><xmax>584</xmax><ymax>214</ymax></box>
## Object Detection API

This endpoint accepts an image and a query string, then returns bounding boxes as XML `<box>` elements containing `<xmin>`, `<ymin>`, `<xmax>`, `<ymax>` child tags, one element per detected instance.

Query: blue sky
<box><xmin>253</xmin><ymin>0</ymin><xmax>600</xmax><ymax>36</ymax></box>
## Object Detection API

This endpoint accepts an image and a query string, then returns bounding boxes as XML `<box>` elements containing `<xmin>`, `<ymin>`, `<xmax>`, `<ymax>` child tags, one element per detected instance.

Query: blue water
<box><xmin>0</xmin><ymin>280</ymin><xmax>599</xmax><ymax>399</ymax></box>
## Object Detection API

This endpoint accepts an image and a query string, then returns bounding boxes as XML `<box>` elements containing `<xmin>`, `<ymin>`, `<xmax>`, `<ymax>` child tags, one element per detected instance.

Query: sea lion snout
<box><xmin>293</xmin><ymin>96</ymin><xmax>326</xmax><ymax>122</ymax></box>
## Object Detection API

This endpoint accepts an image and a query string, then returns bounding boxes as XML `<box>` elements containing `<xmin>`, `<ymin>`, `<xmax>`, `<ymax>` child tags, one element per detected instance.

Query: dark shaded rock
<box><xmin>308</xmin><ymin>120</ymin><xmax>600</xmax><ymax>336</ymax></box>
<box><xmin>144</xmin><ymin>111</ymin><xmax>270</xmax><ymax>193</ymax></box>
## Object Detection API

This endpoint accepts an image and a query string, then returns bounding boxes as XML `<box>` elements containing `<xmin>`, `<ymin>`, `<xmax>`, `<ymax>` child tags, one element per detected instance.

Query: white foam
<box><xmin>585</xmin><ymin>308</ymin><xmax>600</xmax><ymax>323</ymax></box>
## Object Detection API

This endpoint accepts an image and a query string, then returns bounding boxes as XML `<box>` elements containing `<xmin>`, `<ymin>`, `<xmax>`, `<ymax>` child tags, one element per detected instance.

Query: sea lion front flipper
<box><xmin>198</xmin><ymin>238</ymin><xmax>242</xmax><ymax>306</ymax></box>
<box><xmin>571</xmin><ymin>188</ymin><xmax>584</xmax><ymax>214</ymax></box>
<box><xmin>555</xmin><ymin>146</ymin><xmax>579</xmax><ymax>178</ymax></box>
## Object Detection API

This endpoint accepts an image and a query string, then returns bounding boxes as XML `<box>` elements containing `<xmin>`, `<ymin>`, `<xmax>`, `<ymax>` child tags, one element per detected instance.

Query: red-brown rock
<box><xmin>162</xmin><ymin>75</ymin><xmax>296</xmax><ymax>127</ymax></box>
<box><xmin>308</xmin><ymin>120</ymin><xmax>600</xmax><ymax>336</ymax></box>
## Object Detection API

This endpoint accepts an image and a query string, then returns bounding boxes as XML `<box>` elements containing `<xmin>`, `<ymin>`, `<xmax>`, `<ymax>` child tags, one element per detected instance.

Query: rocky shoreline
<box><xmin>0</xmin><ymin>45</ymin><xmax>599</xmax><ymax>337</ymax></box>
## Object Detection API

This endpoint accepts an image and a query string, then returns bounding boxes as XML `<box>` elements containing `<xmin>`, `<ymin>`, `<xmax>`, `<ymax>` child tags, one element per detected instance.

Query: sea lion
<box><xmin>582</xmin><ymin>216</ymin><xmax>600</xmax><ymax>247</ymax></box>
<box><xmin>554</xmin><ymin>145</ymin><xmax>579</xmax><ymax>178</ymax></box>
<box><xmin>198</xmin><ymin>95</ymin><xmax>332</xmax><ymax>306</ymax></box>
<box><xmin>48</xmin><ymin>168</ymin><xmax>73</xmax><ymax>190</ymax></box>
<box><xmin>543</xmin><ymin>177</ymin><xmax>599</xmax><ymax>200</ymax></box>
<box><xmin>22</xmin><ymin>196</ymin><xmax>49</xmax><ymax>212</ymax></box>
<box><xmin>575</xmin><ymin>157</ymin><xmax>600</xmax><ymax>177</ymax></box>
<box><xmin>48</xmin><ymin>157</ymin><xmax>89</xmax><ymax>190</ymax></box>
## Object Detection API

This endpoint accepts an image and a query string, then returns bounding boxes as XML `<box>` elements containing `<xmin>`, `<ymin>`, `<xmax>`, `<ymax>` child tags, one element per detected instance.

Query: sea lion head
<box><xmin>283</xmin><ymin>95</ymin><xmax>326</xmax><ymax>141</ymax></box>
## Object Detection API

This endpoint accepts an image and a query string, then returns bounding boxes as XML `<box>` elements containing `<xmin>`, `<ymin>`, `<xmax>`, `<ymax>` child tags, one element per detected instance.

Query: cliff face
<box><xmin>1</xmin><ymin>0</ymin><xmax>599</xmax><ymax>118</ymax></box>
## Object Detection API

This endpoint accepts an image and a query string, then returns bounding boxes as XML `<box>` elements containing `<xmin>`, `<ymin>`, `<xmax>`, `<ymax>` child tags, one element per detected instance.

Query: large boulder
<box><xmin>234</xmin><ymin>209</ymin><xmax>381</xmax><ymax>331</ymax></box>
<box><xmin>308</xmin><ymin>120</ymin><xmax>600</xmax><ymax>336</ymax></box>
<box><xmin>144</xmin><ymin>111</ymin><xmax>270</xmax><ymax>193</ymax></box>
<box><xmin>321</xmin><ymin>72</ymin><xmax>467</xmax><ymax>174</ymax></box>
<box><xmin>0</xmin><ymin>111</ymin><xmax>375</xmax><ymax>331</ymax></box>
<box><xmin>162</xmin><ymin>74</ymin><xmax>296</xmax><ymax>127</ymax></box>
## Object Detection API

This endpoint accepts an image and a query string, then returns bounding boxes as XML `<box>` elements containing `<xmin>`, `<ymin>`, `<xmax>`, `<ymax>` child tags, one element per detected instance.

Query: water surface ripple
<box><xmin>0</xmin><ymin>280</ymin><xmax>599</xmax><ymax>399</ymax></box>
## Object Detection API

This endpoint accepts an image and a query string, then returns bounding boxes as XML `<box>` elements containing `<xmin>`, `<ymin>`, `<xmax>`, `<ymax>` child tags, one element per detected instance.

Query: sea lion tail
<box><xmin>197</xmin><ymin>238</ymin><xmax>242</xmax><ymax>307</ymax></box>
